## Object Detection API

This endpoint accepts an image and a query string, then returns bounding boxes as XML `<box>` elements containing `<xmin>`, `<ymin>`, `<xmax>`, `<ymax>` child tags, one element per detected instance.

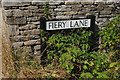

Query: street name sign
<box><xmin>46</xmin><ymin>19</ymin><xmax>91</xmax><ymax>30</ymax></box>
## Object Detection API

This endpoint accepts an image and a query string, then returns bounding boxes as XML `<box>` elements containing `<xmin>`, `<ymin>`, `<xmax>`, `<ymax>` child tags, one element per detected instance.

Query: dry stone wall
<box><xmin>2</xmin><ymin>1</ymin><xmax>120</xmax><ymax>57</ymax></box>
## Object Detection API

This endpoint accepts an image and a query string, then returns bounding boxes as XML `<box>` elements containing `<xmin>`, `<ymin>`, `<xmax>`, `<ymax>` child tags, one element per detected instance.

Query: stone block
<box><xmin>49</xmin><ymin>2</ymin><xmax>63</xmax><ymax>6</ymax></box>
<box><xmin>13</xmin><ymin>42</ymin><xmax>23</xmax><ymax>48</ymax></box>
<box><xmin>3</xmin><ymin>2</ymin><xmax>21</xmax><ymax>7</ymax></box>
<box><xmin>19</xmin><ymin>25</ymin><xmax>30</xmax><ymax>30</ymax></box>
<box><xmin>13</xmin><ymin>9</ymin><xmax>24</xmax><ymax>17</ymax></box>
<box><xmin>14</xmin><ymin>36</ymin><xmax>29</xmax><ymax>42</ymax></box>
<box><xmin>34</xmin><ymin>45</ymin><xmax>41</xmax><ymax>51</ymax></box>
<box><xmin>29</xmin><ymin>24</ymin><xmax>38</xmax><ymax>29</ymax></box>
<box><xmin>20</xmin><ymin>29</ymin><xmax>40</xmax><ymax>35</ymax></box>
<box><xmin>54</xmin><ymin>8</ymin><xmax>71</xmax><ymax>12</ymax></box>
<box><xmin>81</xmin><ymin>2</ymin><xmax>93</xmax><ymax>5</ymax></box>
<box><xmin>3</xmin><ymin>10</ymin><xmax>13</xmax><ymax>17</ymax></box>
<box><xmin>23</xmin><ymin>10</ymin><xmax>33</xmax><ymax>17</ymax></box>
<box><xmin>8</xmin><ymin>25</ymin><xmax>19</xmax><ymax>36</ymax></box>
<box><xmin>3</xmin><ymin>1</ymin><xmax>31</xmax><ymax>7</ymax></box>
<box><xmin>72</xmin><ymin>15</ymin><xmax>85</xmax><ymax>19</ymax></box>
<box><xmin>19</xmin><ymin>24</ymin><xmax>38</xmax><ymax>30</ymax></box>
<box><xmin>99</xmin><ymin>14</ymin><xmax>115</xmax><ymax>18</ymax></box>
<box><xmin>30</xmin><ymin>21</ymin><xmax>40</xmax><ymax>25</ymax></box>
<box><xmin>64</xmin><ymin>11</ymin><xmax>77</xmax><ymax>15</ymax></box>
<box><xmin>78</xmin><ymin>12</ymin><xmax>87</xmax><ymax>15</ymax></box>
<box><xmin>14</xmin><ymin>35</ymin><xmax>40</xmax><ymax>42</ymax></box>
<box><xmin>56</xmin><ymin>12</ymin><xmax>64</xmax><ymax>15</ymax></box>
<box><xmin>31</xmin><ymin>29</ymin><xmax>40</xmax><ymax>35</ymax></box>
<box><xmin>55</xmin><ymin>15</ymin><xmax>71</xmax><ymax>19</ymax></box>
<box><xmin>31</xmin><ymin>9</ymin><xmax>44</xmax><ymax>13</ymax></box>
<box><xmin>24</xmin><ymin>39</ymin><xmax>40</xmax><ymax>46</ymax></box>
<box><xmin>100</xmin><ymin>11</ymin><xmax>111</xmax><ymax>15</ymax></box>
<box><xmin>27</xmin><ymin>17</ymin><xmax>39</xmax><ymax>22</ymax></box>
<box><xmin>20</xmin><ymin>6</ymin><xmax>38</xmax><ymax>10</ymax></box>
<box><xmin>65</xmin><ymin>2</ymin><xmax>80</xmax><ymax>5</ymax></box>
<box><xmin>6</xmin><ymin>17</ymin><xmax>26</xmax><ymax>25</ymax></box>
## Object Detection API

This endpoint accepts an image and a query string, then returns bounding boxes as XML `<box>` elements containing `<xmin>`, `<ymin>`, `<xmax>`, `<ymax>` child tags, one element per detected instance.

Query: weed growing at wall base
<box><xmin>41</xmin><ymin>15</ymin><xmax>120</xmax><ymax>79</ymax></box>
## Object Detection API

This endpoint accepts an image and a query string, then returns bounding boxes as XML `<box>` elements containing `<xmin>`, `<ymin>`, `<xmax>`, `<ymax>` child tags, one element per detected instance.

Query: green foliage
<box><xmin>43</xmin><ymin>2</ymin><xmax>50</xmax><ymax>18</ymax></box>
<box><xmin>41</xmin><ymin>15</ymin><xmax>120</xmax><ymax>79</ymax></box>
<box><xmin>99</xmin><ymin>15</ymin><xmax>120</xmax><ymax>53</ymax></box>
<box><xmin>98</xmin><ymin>15</ymin><xmax>120</xmax><ymax>78</ymax></box>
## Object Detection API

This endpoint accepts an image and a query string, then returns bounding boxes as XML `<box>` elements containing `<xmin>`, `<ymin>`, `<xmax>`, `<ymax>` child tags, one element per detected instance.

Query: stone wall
<box><xmin>2</xmin><ymin>1</ymin><xmax>120</xmax><ymax>57</ymax></box>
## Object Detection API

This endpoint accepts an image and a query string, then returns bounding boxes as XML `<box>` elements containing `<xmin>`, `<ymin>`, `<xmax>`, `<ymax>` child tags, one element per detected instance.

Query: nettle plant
<box><xmin>41</xmin><ymin>28</ymin><xmax>111</xmax><ymax>78</ymax></box>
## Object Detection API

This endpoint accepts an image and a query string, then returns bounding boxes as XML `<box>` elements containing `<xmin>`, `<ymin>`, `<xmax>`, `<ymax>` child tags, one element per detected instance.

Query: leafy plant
<box><xmin>41</xmin><ymin>15</ymin><xmax>120</xmax><ymax>79</ymax></box>
<box><xmin>43</xmin><ymin>2</ymin><xmax>50</xmax><ymax>18</ymax></box>
<box><xmin>98</xmin><ymin>15</ymin><xmax>120</xmax><ymax>78</ymax></box>
<box><xmin>99</xmin><ymin>15</ymin><xmax>120</xmax><ymax>58</ymax></box>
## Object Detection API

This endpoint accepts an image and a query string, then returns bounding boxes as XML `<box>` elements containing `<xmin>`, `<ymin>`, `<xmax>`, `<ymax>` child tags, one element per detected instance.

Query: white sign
<box><xmin>46</xmin><ymin>19</ymin><xmax>91</xmax><ymax>30</ymax></box>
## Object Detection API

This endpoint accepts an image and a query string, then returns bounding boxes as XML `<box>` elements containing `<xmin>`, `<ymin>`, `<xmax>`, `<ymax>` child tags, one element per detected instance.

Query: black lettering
<box><xmin>79</xmin><ymin>20</ymin><xmax>84</xmax><ymax>26</ymax></box>
<box><xmin>85</xmin><ymin>20</ymin><xmax>88</xmax><ymax>26</ymax></box>
<box><xmin>62</xmin><ymin>21</ymin><xmax>67</xmax><ymax>28</ymax></box>
<box><xmin>58</xmin><ymin>22</ymin><xmax>62</xmax><ymax>28</ymax></box>
<box><xmin>49</xmin><ymin>22</ymin><xmax>53</xmax><ymax>29</ymax></box>
<box><xmin>74</xmin><ymin>21</ymin><xmax>79</xmax><ymax>27</ymax></box>
<box><xmin>54</xmin><ymin>22</ymin><xmax>58</xmax><ymax>28</ymax></box>
<box><xmin>70</xmin><ymin>21</ymin><xmax>73</xmax><ymax>27</ymax></box>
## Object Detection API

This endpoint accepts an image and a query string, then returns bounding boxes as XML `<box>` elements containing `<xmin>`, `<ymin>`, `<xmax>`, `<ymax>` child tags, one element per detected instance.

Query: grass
<box><xmin>2</xmin><ymin>40</ymin><xmax>67</xmax><ymax>78</ymax></box>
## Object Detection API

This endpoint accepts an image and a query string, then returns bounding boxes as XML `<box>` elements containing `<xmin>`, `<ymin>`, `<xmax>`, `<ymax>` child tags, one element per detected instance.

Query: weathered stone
<box><xmin>13</xmin><ymin>42</ymin><xmax>23</xmax><ymax>48</ymax></box>
<box><xmin>71</xmin><ymin>5</ymin><xmax>82</xmax><ymax>11</ymax></box>
<box><xmin>24</xmin><ymin>39</ymin><xmax>40</xmax><ymax>46</ymax></box>
<box><xmin>31</xmin><ymin>9</ymin><xmax>44</xmax><ymax>13</ymax></box>
<box><xmin>3</xmin><ymin>2</ymin><xmax>22</xmax><ymax>7</ymax></box>
<box><xmin>23</xmin><ymin>10</ymin><xmax>33</xmax><ymax>17</ymax></box>
<box><xmin>3</xmin><ymin>10</ymin><xmax>13</xmax><ymax>17</ymax></box>
<box><xmin>14</xmin><ymin>35</ymin><xmax>40</xmax><ymax>42</ymax></box>
<box><xmin>30</xmin><ymin>25</ymin><xmax>38</xmax><ymax>29</ymax></box>
<box><xmin>34</xmin><ymin>45</ymin><xmax>41</xmax><ymax>51</ymax></box>
<box><xmin>81</xmin><ymin>2</ymin><xmax>94</xmax><ymax>5</ymax></box>
<box><xmin>64</xmin><ymin>11</ymin><xmax>77</xmax><ymax>15</ymax></box>
<box><xmin>65</xmin><ymin>2</ymin><xmax>80</xmax><ymax>5</ymax></box>
<box><xmin>19</xmin><ymin>30</ymin><xmax>32</xmax><ymax>36</ymax></box>
<box><xmin>100</xmin><ymin>11</ymin><xmax>111</xmax><ymax>15</ymax></box>
<box><xmin>96</xmin><ymin>18</ymin><xmax>108</xmax><ymax>23</ymax></box>
<box><xmin>55</xmin><ymin>16</ymin><xmax>71</xmax><ymax>19</ymax></box>
<box><xmin>19</xmin><ymin>25</ymin><xmax>30</xmax><ymax>30</ymax></box>
<box><xmin>72</xmin><ymin>15</ymin><xmax>85</xmax><ymax>19</ymax></box>
<box><xmin>31</xmin><ymin>29</ymin><xmax>40</xmax><ymax>35</ymax></box>
<box><xmin>30</xmin><ymin>21</ymin><xmax>40</xmax><ymax>25</ymax></box>
<box><xmin>20</xmin><ymin>6</ymin><xmax>38</xmax><ymax>10</ymax></box>
<box><xmin>19</xmin><ymin>24</ymin><xmax>38</xmax><ymax>30</ymax></box>
<box><xmin>13</xmin><ymin>9</ymin><xmax>24</xmax><ymax>17</ymax></box>
<box><xmin>8</xmin><ymin>25</ymin><xmax>19</xmax><ymax>36</ymax></box>
<box><xmin>3</xmin><ymin>1</ymin><xmax>31</xmax><ymax>6</ymax></box>
<box><xmin>14</xmin><ymin>36</ymin><xmax>29</xmax><ymax>42</ymax></box>
<box><xmin>27</xmin><ymin>17</ymin><xmax>39</xmax><ymax>22</ymax></box>
<box><xmin>54</xmin><ymin>8</ymin><xmax>71</xmax><ymax>12</ymax></box>
<box><xmin>56</xmin><ymin>12</ymin><xmax>64</xmax><ymax>15</ymax></box>
<box><xmin>99</xmin><ymin>14</ymin><xmax>116</xmax><ymax>18</ymax></box>
<box><xmin>49</xmin><ymin>6</ymin><xmax>57</xmax><ymax>9</ymax></box>
<box><xmin>78</xmin><ymin>12</ymin><xmax>87</xmax><ymax>15</ymax></box>
<box><xmin>49</xmin><ymin>2</ymin><xmax>63</xmax><ymax>6</ymax></box>
<box><xmin>6</xmin><ymin>17</ymin><xmax>26</xmax><ymax>25</ymax></box>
